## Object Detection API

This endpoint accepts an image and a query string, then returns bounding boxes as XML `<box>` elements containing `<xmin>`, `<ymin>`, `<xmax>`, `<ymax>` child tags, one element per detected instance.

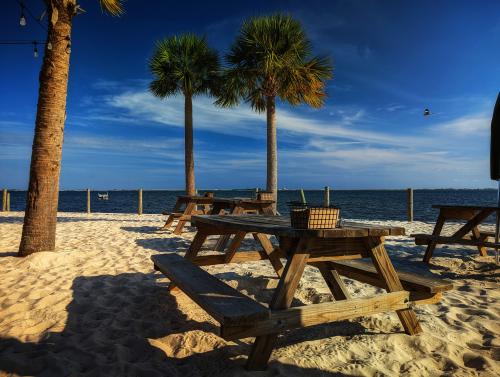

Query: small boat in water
<box><xmin>97</xmin><ymin>192</ymin><xmax>109</xmax><ymax>200</ymax></box>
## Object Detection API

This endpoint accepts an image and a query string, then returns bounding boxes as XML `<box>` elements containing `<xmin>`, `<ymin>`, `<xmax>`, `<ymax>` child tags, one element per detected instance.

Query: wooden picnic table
<box><xmin>162</xmin><ymin>195</ymin><xmax>214</xmax><ymax>234</ymax></box>
<box><xmin>152</xmin><ymin>215</ymin><xmax>452</xmax><ymax>370</ymax></box>
<box><xmin>412</xmin><ymin>204</ymin><xmax>500</xmax><ymax>263</ymax></box>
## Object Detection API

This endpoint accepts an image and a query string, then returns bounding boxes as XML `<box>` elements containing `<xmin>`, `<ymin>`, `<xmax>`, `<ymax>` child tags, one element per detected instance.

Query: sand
<box><xmin>0</xmin><ymin>211</ymin><xmax>498</xmax><ymax>376</ymax></box>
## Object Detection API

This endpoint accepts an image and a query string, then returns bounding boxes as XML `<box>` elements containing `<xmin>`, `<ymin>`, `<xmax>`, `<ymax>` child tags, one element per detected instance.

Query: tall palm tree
<box><xmin>216</xmin><ymin>14</ymin><xmax>333</xmax><ymax>209</ymax></box>
<box><xmin>149</xmin><ymin>34</ymin><xmax>220</xmax><ymax>196</ymax></box>
<box><xmin>19</xmin><ymin>0</ymin><xmax>123</xmax><ymax>257</ymax></box>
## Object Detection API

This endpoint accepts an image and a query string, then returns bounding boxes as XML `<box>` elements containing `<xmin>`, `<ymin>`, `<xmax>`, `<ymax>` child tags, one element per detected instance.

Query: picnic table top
<box><xmin>177</xmin><ymin>195</ymin><xmax>214</xmax><ymax>203</ymax></box>
<box><xmin>432</xmin><ymin>204</ymin><xmax>500</xmax><ymax>211</ymax></box>
<box><xmin>211</xmin><ymin>197</ymin><xmax>275</xmax><ymax>205</ymax></box>
<box><xmin>191</xmin><ymin>214</ymin><xmax>405</xmax><ymax>238</ymax></box>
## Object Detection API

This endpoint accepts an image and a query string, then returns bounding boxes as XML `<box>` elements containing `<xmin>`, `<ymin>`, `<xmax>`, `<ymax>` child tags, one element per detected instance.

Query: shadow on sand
<box><xmin>0</xmin><ymin>272</ymin><xmax>355</xmax><ymax>377</ymax></box>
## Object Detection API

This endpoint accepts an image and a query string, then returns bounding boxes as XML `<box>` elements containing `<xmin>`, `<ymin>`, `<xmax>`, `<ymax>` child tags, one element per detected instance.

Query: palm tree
<box><xmin>149</xmin><ymin>34</ymin><xmax>220</xmax><ymax>196</ymax></box>
<box><xmin>18</xmin><ymin>0</ymin><xmax>123</xmax><ymax>256</ymax></box>
<box><xmin>216</xmin><ymin>14</ymin><xmax>333</xmax><ymax>209</ymax></box>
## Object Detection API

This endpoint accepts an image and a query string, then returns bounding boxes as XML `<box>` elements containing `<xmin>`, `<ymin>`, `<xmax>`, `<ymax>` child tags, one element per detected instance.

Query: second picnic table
<box><xmin>412</xmin><ymin>204</ymin><xmax>500</xmax><ymax>262</ymax></box>
<box><xmin>152</xmin><ymin>215</ymin><xmax>452</xmax><ymax>370</ymax></box>
<box><xmin>162</xmin><ymin>195</ymin><xmax>275</xmax><ymax>236</ymax></box>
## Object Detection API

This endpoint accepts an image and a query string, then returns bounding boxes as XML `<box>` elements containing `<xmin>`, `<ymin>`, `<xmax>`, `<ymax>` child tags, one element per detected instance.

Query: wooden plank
<box><xmin>329</xmin><ymin>260</ymin><xmax>453</xmax><ymax>293</ymax></box>
<box><xmin>224</xmin><ymin>231</ymin><xmax>247</xmax><ymax>263</ymax></box>
<box><xmin>414</xmin><ymin>234</ymin><xmax>500</xmax><ymax>249</ymax></box>
<box><xmin>253</xmin><ymin>233</ymin><xmax>284</xmax><ymax>276</ymax></box>
<box><xmin>191</xmin><ymin>251</ymin><xmax>265</xmax><ymax>266</ymax></box>
<box><xmin>422</xmin><ymin>214</ymin><xmax>445</xmax><ymax>263</ymax></box>
<box><xmin>366</xmin><ymin>237</ymin><xmax>422</xmax><ymax>335</ymax></box>
<box><xmin>471</xmin><ymin>227</ymin><xmax>488</xmax><ymax>256</ymax></box>
<box><xmin>246</xmin><ymin>237</ymin><xmax>311</xmax><ymax>370</ymax></box>
<box><xmin>221</xmin><ymin>291</ymin><xmax>410</xmax><ymax>340</ymax></box>
<box><xmin>451</xmin><ymin>209</ymin><xmax>496</xmax><ymax>239</ymax></box>
<box><xmin>173</xmin><ymin>202</ymin><xmax>196</xmax><ymax>235</ymax></box>
<box><xmin>310</xmin><ymin>262</ymin><xmax>351</xmax><ymax>300</ymax></box>
<box><xmin>152</xmin><ymin>254</ymin><xmax>269</xmax><ymax>326</ymax></box>
<box><xmin>306</xmin><ymin>237</ymin><xmax>369</xmax><ymax>257</ymax></box>
<box><xmin>440</xmin><ymin>208</ymin><xmax>478</xmax><ymax>220</ymax></box>
<box><xmin>192</xmin><ymin>215</ymin><xmax>405</xmax><ymax>239</ymax></box>
<box><xmin>432</xmin><ymin>204</ymin><xmax>500</xmax><ymax>211</ymax></box>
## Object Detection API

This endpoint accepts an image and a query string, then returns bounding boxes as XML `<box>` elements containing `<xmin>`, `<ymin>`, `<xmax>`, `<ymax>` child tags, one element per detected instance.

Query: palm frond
<box><xmin>149</xmin><ymin>34</ymin><xmax>221</xmax><ymax>98</ymax></box>
<box><xmin>99</xmin><ymin>0</ymin><xmax>124</xmax><ymax>16</ymax></box>
<box><xmin>219</xmin><ymin>13</ymin><xmax>333</xmax><ymax>111</ymax></box>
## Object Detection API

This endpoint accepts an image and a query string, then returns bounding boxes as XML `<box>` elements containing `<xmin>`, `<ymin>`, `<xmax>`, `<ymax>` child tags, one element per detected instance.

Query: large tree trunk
<box><xmin>184</xmin><ymin>94</ymin><xmax>196</xmax><ymax>196</ymax></box>
<box><xmin>19</xmin><ymin>2</ymin><xmax>73</xmax><ymax>256</ymax></box>
<box><xmin>266</xmin><ymin>96</ymin><xmax>277</xmax><ymax>212</ymax></box>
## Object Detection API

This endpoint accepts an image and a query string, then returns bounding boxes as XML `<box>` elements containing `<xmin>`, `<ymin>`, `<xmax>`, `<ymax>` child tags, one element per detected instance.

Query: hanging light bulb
<box><xmin>33</xmin><ymin>42</ymin><xmax>38</xmax><ymax>58</ymax></box>
<box><xmin>19</xmin><ymin>2</ymin><xmax>27</xmax><ymax>26</ymax></box>
<box><xmin>47</xmin><ymin>41</ymin><xmax>52</xmax><ymax>50</ymax></box>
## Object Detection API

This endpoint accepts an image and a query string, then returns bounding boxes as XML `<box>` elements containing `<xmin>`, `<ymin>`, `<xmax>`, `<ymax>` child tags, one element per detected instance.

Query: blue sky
<box><xmin>1</xmin><ymin>0</ymin><xmax>499</xmax><ymax>190</ymax></box>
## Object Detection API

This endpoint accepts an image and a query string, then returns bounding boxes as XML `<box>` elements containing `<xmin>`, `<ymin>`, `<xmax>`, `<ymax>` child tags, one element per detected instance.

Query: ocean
<box><xmin>5</xmin><ymin>189</ymin><xmax>498</xmax><ymax>223</ymax></box>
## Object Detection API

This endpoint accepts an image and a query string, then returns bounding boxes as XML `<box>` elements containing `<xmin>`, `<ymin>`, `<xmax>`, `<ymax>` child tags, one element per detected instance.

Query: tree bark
<box><xmin>19</xmin><ymin>2</ymin><xmax>73</xmax><ymax>256</ymax></box>
<box><xmin>185</xmin><ymin>94</ymin><xmax>196</xmax><ymax>196</ymax></box>
<box><xmin>266</xmin><ymin>96</ymin><xmax>277</xmax><ymax>212</ymax></box>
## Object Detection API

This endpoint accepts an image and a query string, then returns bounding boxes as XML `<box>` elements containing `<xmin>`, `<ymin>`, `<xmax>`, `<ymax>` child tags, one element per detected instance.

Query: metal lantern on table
<box><xmin>490</xmin><ymin>92</ymin><xmax>500</xmax><ymax>263</ymax></box>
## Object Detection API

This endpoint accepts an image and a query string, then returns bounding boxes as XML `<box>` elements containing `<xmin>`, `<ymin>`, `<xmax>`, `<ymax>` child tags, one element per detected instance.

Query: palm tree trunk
<box><xmin>266</xmin><ymin>95</ymin><xmax>277</xmax><ymax>212</ymax></box>
<box><xmin>19</xmin><ymin>3</ymin><xmax>73</xmax><ymax>256</ymax></box>
<box><xmin>185</xmin><ymin>94</ymin><xmax>196</xmax><ymax>196</ymax></box>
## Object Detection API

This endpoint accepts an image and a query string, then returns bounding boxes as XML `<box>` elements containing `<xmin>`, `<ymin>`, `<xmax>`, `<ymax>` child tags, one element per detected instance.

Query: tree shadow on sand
<box><xmin>0</xmin><ymin>272</ymin><xmax>353</xmax><ymax>377</ymax></box>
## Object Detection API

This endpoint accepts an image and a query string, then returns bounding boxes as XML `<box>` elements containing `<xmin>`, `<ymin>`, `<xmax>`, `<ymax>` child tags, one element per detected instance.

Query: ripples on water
<box><xmin>7</xmin><ymin>189</ymin><xmax>497</xmax><ymax>223</ymax></box>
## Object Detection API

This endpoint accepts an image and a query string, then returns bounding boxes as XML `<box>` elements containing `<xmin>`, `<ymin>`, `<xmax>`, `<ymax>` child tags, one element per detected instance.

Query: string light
<box><xmin>19</xmin><ymin>2</ymin><xmax>26</xmax><ymax>26</ymax></box>
<box><xmin>33</xmin><ymin>42</ymin><xmax>38</xmax><ymax>57</ymax></box>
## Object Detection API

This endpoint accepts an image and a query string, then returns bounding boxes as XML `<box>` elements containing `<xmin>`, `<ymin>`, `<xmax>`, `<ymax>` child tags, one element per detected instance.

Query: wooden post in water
<box><xmin>138</xmin><ymin>189</ymin><xmax>143</xmax><ymax>215</ymax></box>
<box><xmin>86</xmin><ymin>189</ymin><xmax>91</xmax><ymax>214</ymax></box>
<box><xmin>323</xmin><ymin>186</ymin><xmax>330</xmax><ymax>207</ymax></box>
<box><xmin>2</xmin><ymin>189</ymin><xmax>6</xmax><ymax>212</ymax></box>
<box><xmin>407</xmin><ymin>188</ymin><xmax>414</xmax><ymax>222</ymax></box>
<box><xmin>6</xmin><ymin>192</ymin><xmax>10</xmax><ymax>212</ymax></box>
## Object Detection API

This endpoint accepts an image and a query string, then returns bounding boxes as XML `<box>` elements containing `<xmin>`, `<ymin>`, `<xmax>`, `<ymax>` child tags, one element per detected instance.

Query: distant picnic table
<box><xmin>152</xmin><ymin>214</ymin><xmax>452</xmax><ymax>370</ymax></box>
<box><xmin>412</xmin><ymin>205</ymin><xmax>500</xmax><ymax>263</ymax></box>
<box><xmin>162</xmin><ymin>194</ymin><xmax>275</xmax><ymax>235</ymax></box>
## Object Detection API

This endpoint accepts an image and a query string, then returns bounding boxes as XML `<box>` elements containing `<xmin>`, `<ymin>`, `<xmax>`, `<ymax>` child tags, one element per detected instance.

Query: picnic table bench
<box><xmin>152</xmin><ymin>215</ymin><xmax>453</xmax><ymax>370</ymax></box>
<box><xmin>412</xmin><ymin>205</ymin><xmax>500</xmax><ymax>263</ymax></box>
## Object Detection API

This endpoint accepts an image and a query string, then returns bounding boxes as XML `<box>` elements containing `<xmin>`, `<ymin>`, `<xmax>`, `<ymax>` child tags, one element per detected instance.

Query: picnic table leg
<box><xmin>471</xmin><ymin>226</ymin><xmax>488</xmax><ymax>257</ymax></box>
<box><xmin>423</xmin><ymin>214</ymin><xmax>445</xmax><ymax>263</ymax></box>
<box><xmin>366</xmin><ymin>237</ymin><xmax>422</xmax><ymax>335</ymax></box>
<box><xmin>246</xmin><ymin>237</ymin><xmax>310</xmax><ymax>370</ymax></box>
<box><xmin>224</xmin><ymin>231</ymin><xmax>247</xmax><ymax>263</ymax></box>
<box><xmin>162</xmin><ymin>199</ymin><xmax>182</xmax><ymax>229</ymax></box>
<box><xmin>214</xmin><ymin>206</ymin><xmax>244</xmax><ymax>251</ymax></box>
<box><xmin>312</xmin><ymin>262</ymin><xmax>350</xmax><ymax>300</ymax></box>
<box><xmin>173</xmin><ymin>202</ymin><xmax>196</xmax><ymax>235</ymax></box>
<box><xmin>252</xmin><ymin>233</ymin><xmax>284</xmax><ymax>277</ymax></box>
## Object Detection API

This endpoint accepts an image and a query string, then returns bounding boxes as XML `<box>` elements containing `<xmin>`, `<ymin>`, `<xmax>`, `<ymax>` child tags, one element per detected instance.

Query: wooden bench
<box><xmin>414</xmin><ymin>234</ymin><xmax>500</xmax><ymax>249</ymax></box>
<box><xmin>329</xmin><ymin>259</ymin><xmax>453</xmax><ymax>303</ymax></box>
<box><xmin>151</xmin><ymin>254</ymin><xmax>269</xmax><ymax>327</ymax></box>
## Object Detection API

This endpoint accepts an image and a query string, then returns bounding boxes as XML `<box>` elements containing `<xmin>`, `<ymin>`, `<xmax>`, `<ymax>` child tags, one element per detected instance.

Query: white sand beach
<box><xmin>0</xmin><ymin>211</ymin><xmax>498</xmax><ymax>376</ymax></box>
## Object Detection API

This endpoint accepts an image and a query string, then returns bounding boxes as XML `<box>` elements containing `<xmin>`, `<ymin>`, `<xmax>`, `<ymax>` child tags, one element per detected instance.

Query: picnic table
<box><xmin>163</xmin><ymin>195</ymin><xmax>275</xmax><ymax>235</ymax></box>
<box><xmin>162</xmin><ymin>195</ymin><xmax>214</xmax><ymax>234</ymax></box>
<box><xmin>152</xmin><ymin>215</ymin><xmax>452</xmax><ymax>370</ymax></box>
<box><xmin>412</xmin><ymin>205</ymin><xmax>500</xmax><ymax>263</ymax></box>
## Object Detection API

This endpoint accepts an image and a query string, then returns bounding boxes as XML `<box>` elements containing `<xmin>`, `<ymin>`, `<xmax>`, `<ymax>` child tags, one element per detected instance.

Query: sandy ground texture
<box><xmin>0</xmin><ymin>211</ymin><xmax>498</xmax><ymax>377</ymax></box>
